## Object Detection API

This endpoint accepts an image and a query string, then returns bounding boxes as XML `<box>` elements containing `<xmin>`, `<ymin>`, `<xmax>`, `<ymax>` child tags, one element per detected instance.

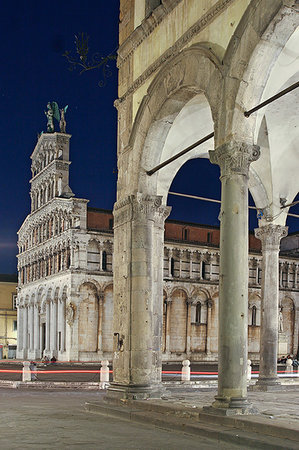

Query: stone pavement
<box><xmin>0</xmin><ymin>388</ymin><xmax>241</xmax><ymax>449</ymax></box>
<box><xmin>86</xmin><ymin>383</ymin><xmax>299</xmax><ymax>450</ymax></box>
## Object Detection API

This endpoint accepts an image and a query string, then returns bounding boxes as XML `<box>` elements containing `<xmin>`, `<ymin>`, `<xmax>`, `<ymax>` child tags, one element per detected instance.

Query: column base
<box><xmin>203</xmin><ymin>396</ymin><xmax>258</xmax><ymax>416</ymax></box>
<box><xmin>106</xmin><ymin>382</ymin><xmax>165</xmax><ymax>401</ymax></box>
<box><xmin>251</xmin><ymin>377</ymin><xmax>281</xmax><ymax>391</ymax></box>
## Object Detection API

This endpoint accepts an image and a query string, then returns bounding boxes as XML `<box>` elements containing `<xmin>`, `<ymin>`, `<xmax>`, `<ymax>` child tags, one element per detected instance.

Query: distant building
<box><xmin>0</xmin><ymin>274</ymin><xmax>18</xmax><ymax>359</ymax></box>
<box><xmin>16</xmin><ymin>134</ymin><xmax>299</xmax><ymax>361</ymax></box>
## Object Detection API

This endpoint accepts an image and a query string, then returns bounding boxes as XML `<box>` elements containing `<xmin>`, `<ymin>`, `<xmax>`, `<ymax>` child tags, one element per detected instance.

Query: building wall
<box><xmin>0</xmin><ymin>277</ymin><xmax>17</xmax><ymax>358</ymax></box>
<box><xmin>17</xmin><ymin>208</ymin><xmax>299</xmax><ymax>362</ymax></box>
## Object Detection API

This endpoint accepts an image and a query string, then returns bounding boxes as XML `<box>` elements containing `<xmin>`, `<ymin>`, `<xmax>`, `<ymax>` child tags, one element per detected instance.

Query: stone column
<box><xmin>17</xmin><ymin>306</ymin><xmax>24</xmax><ymax>355</ymax></box>
<box><xmin>206</xmin><ymin>300</ymin><xmax>213</xmax><ymax>354</ymax></box>
<box><xmin>23</xmin><ymin>306</ymin><xmax>28</xmax><ymax>357</ymax></box>
<box><xmin>34</xmin><ymin>304</ymin><xmax>40</xmax><ymax>357</ymax></box>
<box><xmin>186</xmin><ymin>298</ymin><xmax>193</xmax><ymax>355</ymax></box>
<box><xmin>165</xmin><ymin>298</ymin><xmax>171</xmax><ymax>354</ymax></box>
<box><xmin>45</xmin><ymin>301</ymin><xmax>50</xmax><ymax>353</ymax></box>
<box><xmin>29</xmin><ymin>304</ymin><xmax>34</xmax><ymax>352</ymax></box>
<box><xmin>209</xmin><ymin>141</ymin><xmax>259</xmax><ymax>412</ymax></box>
<box><xmin>189</xmin><ymin>251</ymin><xmax>194</xmax><ymax>279</ymax></box>
<box><xmin>108</xmin><ymin>194</ymin><xmax>170</xmax><ymax>400</ymax></box>
<box><xmin>51</xmin><ymin>299</ymin><xmax>58</xmax><ymax>356</ymax></box>
<box><xmin>97</xmin><ymin>293</ymin><xmax>104</xmax><ymax>352</ymax></box>
<box><xmin>254</xmin><ymin>224</ymin><xmax>288</xmax><ymax>389</ymax></box>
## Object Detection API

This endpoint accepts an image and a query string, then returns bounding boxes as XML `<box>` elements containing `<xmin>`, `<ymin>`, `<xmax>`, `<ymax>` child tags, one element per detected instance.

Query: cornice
<box><xmin>118</xmin><ymin>0</ymin><xmax>182</xmax><ymax>66</ymax></box>
<box><xmin>116</xmin><ymin>0</ymin><xmax>234</xmax><ymax>104</ymax></box>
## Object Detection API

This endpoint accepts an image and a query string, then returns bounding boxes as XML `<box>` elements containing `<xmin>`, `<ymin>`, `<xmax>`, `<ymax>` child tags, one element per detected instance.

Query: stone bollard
<box><xmin>247</xmin><ymin>359</ymin><xmax>252</xmax><ymax>381</ymax></box>
<box><xmin>100</xmin><ymin>360</ymin><xmax>110</xmax><ymax>383</ymax></box>
<box><xmin>22</xmin><ymin>361</ymin><xmax>31</xmax><ymax>382</ymax></box>
<box><xmin>286</xmin><ymin>358</ymin><xmax>293</xmax><ymax>374</ymax></box>
<box><xmin>181</xmin><ymin>359</ymin><xmax>190</xmax><ymax>382</ymax></box>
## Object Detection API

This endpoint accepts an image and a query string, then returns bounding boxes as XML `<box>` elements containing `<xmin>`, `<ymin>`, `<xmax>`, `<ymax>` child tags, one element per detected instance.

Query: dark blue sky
<box><xmin>0</xmin><ymin>1</ymin><xmax>297</xmax><ymax>274</ymax></box>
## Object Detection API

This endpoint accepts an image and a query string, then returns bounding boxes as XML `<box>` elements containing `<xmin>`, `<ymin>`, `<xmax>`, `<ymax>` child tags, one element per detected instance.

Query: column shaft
<box><xmin>210</xmin><ymin>141</ymin><xmax>259</xmax><ymax>411</ymax></box>
<box><xmin>255</xmin><ymin>224</ymin><xmax>288</xmax><ymax>387</ymax></box>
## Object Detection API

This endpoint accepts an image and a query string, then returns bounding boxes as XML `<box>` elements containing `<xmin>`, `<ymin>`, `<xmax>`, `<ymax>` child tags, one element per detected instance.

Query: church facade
<box><xmin>16</xmin><ymin>133</ymin><xmax>299</xmax><ymax>362</ymax></box>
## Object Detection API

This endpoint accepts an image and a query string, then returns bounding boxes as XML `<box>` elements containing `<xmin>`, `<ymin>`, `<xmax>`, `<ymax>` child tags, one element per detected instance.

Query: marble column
<box><xmin>45</xmin><ymin>301</ymin><xmax>50</xmax><ymax>353</ymax></box>
<box><xmin>186</xmin><ymin>298</ymin><xmax>193</xmax><ymax>355</ymax></box>
<box><xmin>254</xmin><ymin>224</ymin><xmax>288</xmax><ymax>389</ymax></box>
<box><xmin>17</xmin><ymin>306</ymin><xmax>24</xmax><ymax>354</ymax></box>
<box><xmin>108</xmin><ymin>194</ymin><xmax>170</xmax><ymax>400</ymax></box>
<box><xmin>97</xmin><ymin>293</ymin><xmax>104</xmax><ymax>352</ymax></box>
<box><xmin>29</xmin><ymin>304</ymin><xmax>34</xmax><ymax>351</ymax></box>
<box><xmin>164</xmin><ymin>298</ymin><xmax>171</xmax><ymax>354</ymax></box>
<box><xmin>209</xmin><ymin>141</ymin><xmax>260</xmax><ymax>412</ymax></box>
<box><xmin>23</xmin><ymin>306</ymin><xmax>28</xmax><ymax>357</ymax></box>
<box><xmin>206</xmin><ymin>299</ymin><xmax>213</xmax><ymax>354</ymax></box>
<box><xmin>34</xmin><ymin>304</ymin><xmax>40</xmax><ymax>357</ymax></box>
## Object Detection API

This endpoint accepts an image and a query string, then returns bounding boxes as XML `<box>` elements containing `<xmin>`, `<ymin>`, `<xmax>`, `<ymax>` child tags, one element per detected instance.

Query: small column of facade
<box><xmin>185</xmin><ymin>298</ymin><xmax>193</xmax><ymax>354</ymax></box>
<box><xmin>23</xmin><ymin>306</ymin><xmax>28</xmax><ymax>358</ymax></box>
<box><xmin>45</xmin><ymin>301</ymin><xmax>50</xmax><ymax>353</ymax></box>
<box><xmin>255</xmin><ymin>224</ymin><xmax>288</xmax><ymax>389</ymax></box>
<box><xmin>108</xmin><ymin>194</ymin><xmax>171</xmax><ymax>400</ymax></box>
<box><xmin>206</xmin><ymin>300</ymin><xmax>213</xmax><ymax>354</ymax></box>
<box><xmin>17</xmin><ymin>306</ymin><xmax>24</xmax><ymax>356</ymax></box>
<box><xmin>51</xmin><ymin>299</ymin><xmax>58</xmax><ymax>356</ymax></box>
<box><xmin>209</xmin><ymin>141</ymin><xmax>260</xmax><ymax>412</ymax></box>
<box><xmin>29</xmin><ymin>303</ymin><xmax>34</xmax><ymax>352</ymax></box>
<box><xmin>97</xmin><ymin>293</ymin><xmax>104</xmax><ymax>352</ymax></box>
<box><xmin>164</xmin><ymin>298</ymin><xmax>171</xmax><ymax>354</ymax></box>
<box><xmin>189</xmin><ymin>251</ymin><xmax>194</xmax><ymax>278</ymax></box>
<box><xmin>179</xmin><ymin>250</ymin><xmax>182</xmax><ymax>278</ymax></box>
<box><xmin>34</xmin><ymin>304</ymin><xmax>40</xmax><ymax>358</ymax></box>
<box><xmin>168</xmin><ymin>249</ymin><xmax>172</xmax><ymax>277</ymax></box>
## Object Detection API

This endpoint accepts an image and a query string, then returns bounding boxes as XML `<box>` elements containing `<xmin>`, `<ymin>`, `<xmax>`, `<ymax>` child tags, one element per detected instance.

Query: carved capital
<box><xmin>114</xmin><ymin>194</ymin><xmax>171</xmax><ymax>228</ymax></box>
<box><xmin>209</xmin><ymin>141</ymin><xmax>260</xmax><ymax>178</ymax></box>
<box><xmin>254</xmin><ymin>224</ymin><xmax>288</xmax><ymax>251</ymax></box>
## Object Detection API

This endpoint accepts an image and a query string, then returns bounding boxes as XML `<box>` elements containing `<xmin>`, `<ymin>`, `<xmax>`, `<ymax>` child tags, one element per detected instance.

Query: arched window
<box><xmin>195</xmin><ymin>303</ymin><xmax>201</xmax><ymax>324</ymax></box>
<box><xmin>252</xmin><ymin>305</ymin><xmax>257</xmax><ymax>326</ymax></box>
<box><xmin>102</xmin><ymin>251</ymin><xmax>107</xmax><ymax>271</ymax></box>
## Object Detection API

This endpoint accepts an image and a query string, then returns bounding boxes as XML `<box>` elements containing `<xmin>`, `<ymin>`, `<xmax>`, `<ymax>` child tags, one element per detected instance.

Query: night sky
<box><xmin>0</xmin><ymin>1</ymin><xmax>297</xmax><ymax>274</ymax></box>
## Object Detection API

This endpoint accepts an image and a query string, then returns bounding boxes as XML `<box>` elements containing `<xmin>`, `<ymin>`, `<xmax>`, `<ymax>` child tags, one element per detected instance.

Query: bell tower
<box><xmin>30</xmin><ymin>132</ymin><xmax>74</xmax><ymax>212</ymax></box>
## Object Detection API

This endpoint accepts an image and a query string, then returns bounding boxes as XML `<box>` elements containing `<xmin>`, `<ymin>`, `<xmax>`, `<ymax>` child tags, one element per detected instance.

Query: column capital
<box><xmin>113</xmin><ymin>193</ymin><xmax>171</xmax><ymax>227</ymax></box>
<box><xmin>209</xmin><ymin>141</ymin><xmax>260</xmax><ymax>178</ymax></box>
<box><xmin>254</xmin><ymin>224</ymin><xmax>288</xmax><ymax>250</ymax></box>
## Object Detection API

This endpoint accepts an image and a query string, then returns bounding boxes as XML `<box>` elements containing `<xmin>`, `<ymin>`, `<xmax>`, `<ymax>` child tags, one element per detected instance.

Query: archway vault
<box><xmin>117</xmin><ymin>44</ymin><xmax>224</xmax><ymax>201</ymax></box>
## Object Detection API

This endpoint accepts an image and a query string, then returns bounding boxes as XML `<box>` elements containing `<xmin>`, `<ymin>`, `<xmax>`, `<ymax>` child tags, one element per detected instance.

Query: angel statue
<box><xmin>59</xmin><ymin>105</ymin><xmax>68</xmax><ymax>133</ymax></box>
<box><xmin>45</xmin><ymin>102</ymin><xmax>60</xmax><ymax>132</ymax></box>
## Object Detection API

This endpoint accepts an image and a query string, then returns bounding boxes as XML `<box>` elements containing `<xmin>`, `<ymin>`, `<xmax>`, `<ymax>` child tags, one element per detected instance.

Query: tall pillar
<box><xmin>17</xmin><ymin>306</ymin><xmax>24</xmax><ymax>355</ymax></box>
<box><xmin>206</xmin><ymin>299</ymin><xmax>213</xmax><ymax>354</ymax></box>
<box><xmin>108</xmin><ymin>194</ymin><xmax>170</xmax><ymax>400</ymax></box>
<box><xmin>209</xmin><ymin>141</ymin><xmax>260</xmax><ymax>412</ymax></box>
<box><xmin>254</xmin><ymin>224</ymin><xmax>288</xmax><ymax>389</ymax></box>
<box><xmin>97</xmin><ymin>293</ymin><xmax>104</xmax><ymax>352</ymax></box>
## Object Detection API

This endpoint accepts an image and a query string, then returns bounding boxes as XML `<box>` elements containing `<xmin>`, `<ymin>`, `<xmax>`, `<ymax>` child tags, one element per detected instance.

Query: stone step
<box><xmin>130</xmin><ymin>399</ymin><xmax>299</xmax><ymax>442</ymax></box>
<box><xmin>85</xmin><ymin>401</ymin><xmax>298</xmax><ymax>450</ymax></box>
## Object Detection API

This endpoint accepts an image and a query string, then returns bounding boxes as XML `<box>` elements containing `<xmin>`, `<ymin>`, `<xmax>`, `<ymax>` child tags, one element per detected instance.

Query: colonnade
<box><xmin>17</xmin><ymin>298</ymin><xmax>66</xmax><ymax>359</ymax></box>
<box><xmin>19</xmin><ymin>246</ymin><xmax>71</xmax><ymax>285</ymax></box>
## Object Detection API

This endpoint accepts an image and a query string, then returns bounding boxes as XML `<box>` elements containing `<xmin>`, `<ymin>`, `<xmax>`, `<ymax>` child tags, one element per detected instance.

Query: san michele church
<box><xmin>16</xmin><ymin>131</ymin><xmax>299</xmax><ymax>363</ymax></box>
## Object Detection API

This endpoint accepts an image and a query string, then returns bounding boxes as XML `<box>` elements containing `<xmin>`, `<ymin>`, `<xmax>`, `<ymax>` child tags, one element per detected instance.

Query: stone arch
<box><xmin>223</xmin><ymin>1</ymin><xmax>299</xmax><ymax>218</ymax></box>
<box><xmin>118</xmin><ymin>44</ymin><xmax>223</xmax><ymax>200</ymax></box>
<box><xmin>78</xmin><ymin>282</ymin><xmax>99</xmax><ymax>353</ymax></box>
